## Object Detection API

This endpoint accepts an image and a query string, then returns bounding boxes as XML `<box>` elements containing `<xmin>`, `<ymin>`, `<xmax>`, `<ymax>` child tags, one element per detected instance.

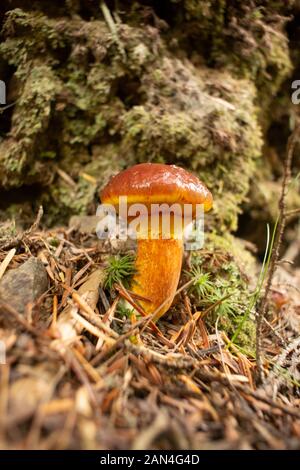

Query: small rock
<box><xmin>0</xmin><ymin>257</ymin><xmax>48</xmax><ymax>314</ymax></box>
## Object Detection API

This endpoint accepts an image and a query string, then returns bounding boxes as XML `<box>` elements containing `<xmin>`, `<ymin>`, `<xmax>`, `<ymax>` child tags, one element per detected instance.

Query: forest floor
<box><xmin>0</xmin><ymin>216</ymin><xmax>299</xmax><ymax>450</ymax></box>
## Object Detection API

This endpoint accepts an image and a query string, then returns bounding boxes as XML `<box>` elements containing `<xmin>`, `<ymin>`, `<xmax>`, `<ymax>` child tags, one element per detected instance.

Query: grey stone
<box><xmin>0</xmin><ymin>257</ymin><xmax>48</xmax><ymax>314</ymax></box>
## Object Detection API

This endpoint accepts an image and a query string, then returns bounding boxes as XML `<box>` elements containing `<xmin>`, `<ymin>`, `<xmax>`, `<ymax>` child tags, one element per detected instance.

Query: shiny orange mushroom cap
<box><xmin>100</xmin><ymin>163</ymin><xmax>213</xmax><ymax>214</ymax></box>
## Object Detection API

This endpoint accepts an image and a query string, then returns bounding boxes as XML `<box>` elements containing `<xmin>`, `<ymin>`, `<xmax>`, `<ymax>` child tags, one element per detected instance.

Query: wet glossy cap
<box><xmin>101</xmin><ymin>163</ymin><xmax>213</xmax><ymax>215</ymax></box>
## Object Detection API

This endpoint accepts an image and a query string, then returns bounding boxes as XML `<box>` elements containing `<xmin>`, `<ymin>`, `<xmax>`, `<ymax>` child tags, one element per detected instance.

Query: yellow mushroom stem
<box><xmin>130</xmin><ymin>214</ymin><xmax>185</xmax><ymax>321</ymax></box>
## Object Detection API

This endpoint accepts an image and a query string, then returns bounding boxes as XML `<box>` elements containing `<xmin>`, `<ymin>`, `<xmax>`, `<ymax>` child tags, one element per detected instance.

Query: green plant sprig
<box><xmin>104</xmin><ymin>253</ymin><xmax>136</xmax><ymax>290</ymax></box>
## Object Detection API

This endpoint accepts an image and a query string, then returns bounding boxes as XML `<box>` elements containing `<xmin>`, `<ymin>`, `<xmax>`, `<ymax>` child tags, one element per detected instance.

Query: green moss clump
<box><xmin>0</xmin><ymin>3</ymin><xmax>294</xmax><ymax>234</ymax></box>
<box><xmin>187</xmin><ymin>233</ymin><xmax>257</xmax><ymax>349</ymax></box>
<box><xmin>0</xmin><ymin>7</ymin><xmax>264</xmax><ymax>230</ymax></box>
<box><xmin>170</xmin><ymin>0</ymin><xmax>292</xmax><ymax>109</ymax></box>
<box><xmin>0</xmin><ymin>63</ymin><xmax>61</xmax><ymax>187</ymax></box>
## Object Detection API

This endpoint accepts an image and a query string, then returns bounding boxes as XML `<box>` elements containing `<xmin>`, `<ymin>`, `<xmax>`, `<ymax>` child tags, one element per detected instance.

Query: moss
<box><xmin>40</xmin><ymin>143</ymin><xmax>124</xmax><ymax>226</ymax></box>
<box><xmin>189</xmin><ymin>233</ymin><xmax>257</xmax><ymax>349</ymax></box>
<box><xmin>205</xmin><ymin>232</ymin><xmax>257</xmax><ymax>281</ymax></box>
<box><xmin>0</xmin><ymin>62</ymin><xmax>60</xmax><ymax>187</ymax></box>
<box><xmin>0</xmin><ymin>7</ymin><xmax>263</xmax><ymax>231</ymax></box>
<box><xmin>248</xmin><ymin>176</ymin><xmax>300</xmax><ymax>222</ymax></box>
<box><xmin>170</xmin><ymin>0</ymin><xmax>292</xmax><ymax>112</ymax></box>
<box><xmin>0</xmin><ymin>3</ymin><xmax>293</xmax><ymax>235</ymax></box>
<box><xmin>0</xmin><ymin>219</ymin><xmax>17</xmax><ymax>245</ymax></box>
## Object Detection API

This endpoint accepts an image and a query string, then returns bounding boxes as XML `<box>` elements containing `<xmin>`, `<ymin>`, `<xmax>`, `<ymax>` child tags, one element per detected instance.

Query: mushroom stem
<box><xmin>131</xmin><ymin>236</ymin><xmax>183</xmax><ymax>321</ymax></box>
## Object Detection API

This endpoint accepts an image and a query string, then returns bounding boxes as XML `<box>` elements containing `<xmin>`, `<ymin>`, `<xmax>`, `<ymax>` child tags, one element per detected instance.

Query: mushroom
<box><xmin>101</xmin><ymin>163</ymin><xmax>212</xmax><ymax>320</ymax></box>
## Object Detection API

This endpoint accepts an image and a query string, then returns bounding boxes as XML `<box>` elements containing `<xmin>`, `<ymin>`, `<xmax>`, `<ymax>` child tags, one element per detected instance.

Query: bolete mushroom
<box><xmin>101</xmin><ymin>163</ymin><xmax>212</xmax><ymax>320</ymax></box>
